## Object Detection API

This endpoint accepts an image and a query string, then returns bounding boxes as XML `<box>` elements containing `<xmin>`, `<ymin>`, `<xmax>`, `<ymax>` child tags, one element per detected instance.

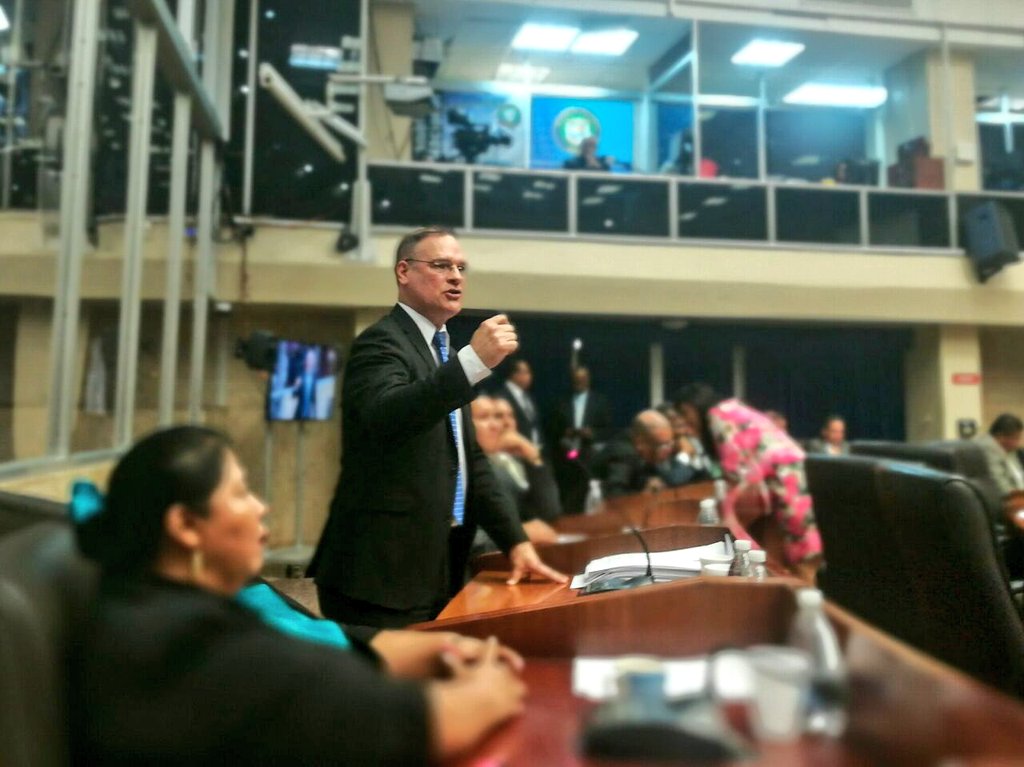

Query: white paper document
<box><xmin>569</xmin><ymin>541</ymin><xmax>731</xmax><ymax>590</ymax></box>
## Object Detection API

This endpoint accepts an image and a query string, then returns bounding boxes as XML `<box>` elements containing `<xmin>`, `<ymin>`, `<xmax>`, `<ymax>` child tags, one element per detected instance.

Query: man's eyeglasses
<box><xmin>403</xmin><ymin>258</ymin><xmax>468</xmax><ymax>274</ymax></box>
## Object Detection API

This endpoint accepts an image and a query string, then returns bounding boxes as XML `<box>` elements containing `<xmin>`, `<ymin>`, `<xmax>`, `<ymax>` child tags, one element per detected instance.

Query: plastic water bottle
<box><xmin>584</xmin><ymin>479</ymin><xmax>604</xmax><ymax>515</ymax></box>
<box><xmin>748</xmin><ymin>549</ymin><xmax>767</xmax><ymax>580</ymax></box>
<box><xmin>787</xmin><ymin>588</ymin><xmax>848</xmax><ymax>736</ymax></box>
<box><xmin>697</xmin><ymin>498</ymin><xmax>720</xmax><ymax>525</ymax></box>
<box><xmin>728</xmin><ymin>539</ymin><xmax>751</xmax><ymax>577</ymax></box>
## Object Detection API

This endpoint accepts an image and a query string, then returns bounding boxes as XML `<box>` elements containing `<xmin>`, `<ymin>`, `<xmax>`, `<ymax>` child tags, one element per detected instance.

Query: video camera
<box><xmin>447</xmin><ymin>109</ymin><xmax>512</xmax><ymax>164</ymax></box>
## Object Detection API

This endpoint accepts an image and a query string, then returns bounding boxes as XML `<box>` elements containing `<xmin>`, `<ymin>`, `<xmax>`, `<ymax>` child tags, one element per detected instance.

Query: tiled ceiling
<box><xmin>407</xmin><ymin>0</ymin><xmax>1023</xmax><ymax>101</ymax></box>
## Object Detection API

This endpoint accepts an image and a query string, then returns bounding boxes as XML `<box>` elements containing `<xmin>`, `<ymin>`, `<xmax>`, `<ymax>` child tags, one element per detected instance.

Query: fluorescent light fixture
<box><xmin>570</xmin><ymin>28</ymin><xmax>638</xmax><ymax>56</ymax></box>
<box><xmin>496</xmin><ymin>62</ymin><xmax>550</xmax><ymax>83</ymax></box>
<box><xmin>0</xmin><ymin>7</ymin><xmax>10</xmax><ymax>32</ymax></box>
<box><xmin>976</xmin><ymin>112</ymin><xmax>1024</xmax><ymax>125</ymax></box>
<box><xmin>731</xmin><ymin>39</ymin><xmax>804</xmax><ymax>67</ymax></box>
<box><xmin>784</xmin><ymin>83</ymin><xmax>888</xmax><ymax>108</ymax></box>
<box><xmin>697</xmin><ymin>94</ymin><xmax>761</xmax><ymax>108</ymax></box>
<box><xmin>512</xmin><ymin>23</ymin><xmax>579</xmax><ymax>52</ymax></box>
<box><xmin>289</xmin><ymin>44</ymin><xmax>342</xmax><ymax>71</ymax></box>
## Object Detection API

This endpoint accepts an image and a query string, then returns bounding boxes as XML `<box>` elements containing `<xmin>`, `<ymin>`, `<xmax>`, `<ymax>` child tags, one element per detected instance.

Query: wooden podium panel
<box><xmin>424</xmin><ymin>579</ymin><xmax>1024</xmax><ymax>766</ymax></box>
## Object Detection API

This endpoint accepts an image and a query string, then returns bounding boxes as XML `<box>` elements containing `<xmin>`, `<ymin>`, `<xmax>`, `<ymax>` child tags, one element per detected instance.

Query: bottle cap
<box><xmin>796</xmin><ymin>588</ymin><xmax>824</xmax><ymax>608</ymax></box>
<box><xmin>734</xmin><ymin>539</ymin><xmax>752</xmax><ymax>552</ymax></box>
<box><xmin>748</xmin><ymin>549</ymin><xmax>766</xmax><ymax>563</ymax></box>
<box><xmin>699</xmin><ymin>498</ymin><xmax>716</xmax><ymax>509</ymax></box>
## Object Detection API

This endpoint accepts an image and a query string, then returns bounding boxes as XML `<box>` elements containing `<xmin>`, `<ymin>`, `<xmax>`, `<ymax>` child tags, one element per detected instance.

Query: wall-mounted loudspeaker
<box><xmin>963</xmin><ymin>201</ymin><xmax>1021</xmax><ymax>283</ymax></box>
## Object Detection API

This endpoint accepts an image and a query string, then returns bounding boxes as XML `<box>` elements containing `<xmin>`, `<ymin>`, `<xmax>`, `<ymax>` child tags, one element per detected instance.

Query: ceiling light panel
<box><xmin>731</xmin><ymin>39</ymin><xmax>805</xmax><ymax>67</ymax></box>
<box><xmin>511</xmin><ymin>23</ymin><xmax>579</xmax><ymax>52</ymax></box>
<box><xmin>784</xmin><ymin>83</ymin><xmax>888</xmax><ymax>108</ymax></box>
<box><xmin>496</xmin><ymin>63</ymin><xmax>550</xmax><ymax>83</ymax></box>
<box><xmin>570</xmin><ymin>29</ymin><xmax>639</xmax><ymax>56</ymax></box>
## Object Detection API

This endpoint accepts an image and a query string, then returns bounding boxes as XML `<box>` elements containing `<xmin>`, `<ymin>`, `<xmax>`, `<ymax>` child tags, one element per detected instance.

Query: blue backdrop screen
<box><xmin>530</xmin><ymin>97</ymin><xmax>634</xmax><ymax>170</ymax></box>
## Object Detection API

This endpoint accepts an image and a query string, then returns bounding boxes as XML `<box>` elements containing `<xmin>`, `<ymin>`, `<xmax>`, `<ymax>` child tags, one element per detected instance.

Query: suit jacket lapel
<box><xmin>390</xmin><ymin>304</ymin><xmax>436</xmax><ymax>373</ymax></box>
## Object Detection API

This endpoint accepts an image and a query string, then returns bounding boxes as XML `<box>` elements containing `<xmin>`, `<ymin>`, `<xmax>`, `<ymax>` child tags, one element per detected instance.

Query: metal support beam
<box><xmin>157</xmin><ymin>0</ymin><xmax>195</xmax><ymax>426</ymax></box>
<box><xmin>46</xmin><ymin>0</ymin><xmax>101</xmax><ymax>456</ymax></box>
<box><xmin>188</xmin><ymin>0</ymin><xmax>227</xmax><ymax>421</ymax></box>
<box><xmin>113</xmin><ymin>21</ymin><xmax>158</xmax><ymax>448</ymax></box>
<box><xmin>125</xmin><ymin>0</ymin><xmax>224</xmax><ymax>141</ymax></box>
<box><xmin>351</xmin><ymin>0</ymin><xmax>375</xmax><ymax>261</ymax></box>
<box><xmin>2</xmin><ymin>0</ymin><xmax>25</xmax><ymax>208</ymax></box>
<box><xmin>242</xmin><ymin>0</ymin><xmax>260</xmax><ymax>215</ymax></box>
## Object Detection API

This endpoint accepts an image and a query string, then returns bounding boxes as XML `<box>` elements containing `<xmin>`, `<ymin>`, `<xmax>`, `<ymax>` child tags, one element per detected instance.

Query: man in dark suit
<box><xmin>311</xmin><ymin>226</ymin><xmax>566</xmax><ymax>627</ymax></box>
<box><xmin>497</xmin><ymin>358</ymin><xmax>543</xmax><ymax>447</ymax></box>
<box><xmin>551</xmin><ymin>366</ymin><xmax>613</xmax><ymax>513</ymax></box>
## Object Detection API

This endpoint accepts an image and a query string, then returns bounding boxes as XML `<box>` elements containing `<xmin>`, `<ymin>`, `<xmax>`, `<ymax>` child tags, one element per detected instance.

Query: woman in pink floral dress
<box><xmin>673</xmin><ymin>383</ymin><xmax>822</xmax><ymax>581</ymax></box>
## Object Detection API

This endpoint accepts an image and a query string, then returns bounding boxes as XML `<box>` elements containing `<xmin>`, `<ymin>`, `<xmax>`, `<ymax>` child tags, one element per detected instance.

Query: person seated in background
<box><xmin>591</xmin><ymin>409</ymin><xmax>694</xmax><ymax>497</ymax></box>
<box><xmin>563</xmin><ymin>136</ymin><xmax>612</xmax><ymax>171</ymax></box>
<box><xmin>673</xmin><ymin>383</ymin><xmax>822</xmax><ymax>583</ymax></box>
<box><xmin>805</xmin><ymin>414</ymin><xmax>849</xmax><ymax>456</ymax></box>
<box><xmin>493</xmin><ymin>396</ymin><xmax>563</xmax><ymax>522</ymax></box>
<box><xmin>471</xmin><ymin>397</ymin><xmax>558</xmax><ymax>549</ymax></box>
<box><xmin>976</xmin><ymin>413</ymin><xmax>1024</xmax><ymax>498</ymax></box>
<box><xmin>70</xmin><ymin>425</ymin><xmax>527</xmax><ymax>764</ymax></box>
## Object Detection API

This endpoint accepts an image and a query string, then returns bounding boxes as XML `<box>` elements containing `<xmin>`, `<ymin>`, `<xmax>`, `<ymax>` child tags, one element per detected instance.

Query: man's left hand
<box><xmin>506</xmin><ymin>541</ymin><xmax>569</xmax><ymax>586</ymax></box>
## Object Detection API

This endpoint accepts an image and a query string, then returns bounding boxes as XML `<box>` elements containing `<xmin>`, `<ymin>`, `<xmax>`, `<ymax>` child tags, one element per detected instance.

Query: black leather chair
<box><xmin>0</xmin><ymin>489</ymin><xmax>67</xmax><ymax>537</ymax></box>
<box><xmin>807</xmin><ymin>454</ymin><xmax>1024</xmax><ymax>697</ymax></box>
<box><xmin>850</xmin><ymin>439</ymin><xmax>1023</xmax><ymax>588</ymax></box>
<box><xmin>0</xmin><ymin>521</ymin><xmax>98</xmax><ymax>767</ymax></box>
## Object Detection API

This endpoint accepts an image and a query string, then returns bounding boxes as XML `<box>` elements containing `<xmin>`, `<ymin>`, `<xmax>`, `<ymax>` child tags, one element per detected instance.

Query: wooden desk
<box><xmin>424</xmin><ymin>578</ymin><xmax>1024</xmax><ymax>766</ymax></box>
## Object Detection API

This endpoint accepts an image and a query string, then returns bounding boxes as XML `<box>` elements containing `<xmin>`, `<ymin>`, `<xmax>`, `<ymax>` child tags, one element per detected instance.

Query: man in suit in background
<box><xmin>311</xmin><ymin>226</ymin><xmax>566</xmax><ymax>628</ymax></box>
<box><xmin>976</xmin><ymin>413</ymin><xmax>1024</xmax><ymax>498</ymax></box>
<box><xmin>551</xmin><ymin>366</ymin><xmax>613</xmax><ymax>513</ymax></box>
<box><xmin>498</xmin><ymin>358</ymin><xmax>543</xmax><ymax>448</ymax></box>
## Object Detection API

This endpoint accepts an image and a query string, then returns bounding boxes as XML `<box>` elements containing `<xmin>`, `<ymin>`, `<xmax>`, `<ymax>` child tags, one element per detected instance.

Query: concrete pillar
<box><xmin>366</xmin><ymin>2</ymin><xmax>414</xmax><ymax>161</ymax></box>
<box><xmin>905</xmin><ymin>324</ymin><xmax>983</xmax><ymax>441</ymax></box>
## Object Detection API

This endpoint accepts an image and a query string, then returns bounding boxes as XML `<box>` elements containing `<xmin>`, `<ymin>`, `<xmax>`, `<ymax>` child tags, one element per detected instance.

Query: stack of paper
<box><xmin>569</xmin><ymin>541</ymin><xmax>731</xmax><ymax>590</ymax></box>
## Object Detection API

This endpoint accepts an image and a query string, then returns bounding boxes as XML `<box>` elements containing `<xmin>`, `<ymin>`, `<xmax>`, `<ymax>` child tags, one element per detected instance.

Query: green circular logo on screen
<box><xmin>553</xmin><ymin>107</ymin><xmax>600</xmax><ymax>153</ymax></box>
<box><xmin>496</xmin><ymin>103</ymin><xmax>521</xmax><ymax>129</ymax></box>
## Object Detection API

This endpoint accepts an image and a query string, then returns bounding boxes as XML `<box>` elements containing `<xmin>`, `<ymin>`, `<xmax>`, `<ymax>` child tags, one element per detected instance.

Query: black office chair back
<box><xmin>807</xmin><ymin>454</ymin><xmax>1024</xmax><ymax>697</ymax></box>
<box><xmin>0</xmin><ymin>522</ymin><xmax>98</xmax><ymax>767</ymax></box>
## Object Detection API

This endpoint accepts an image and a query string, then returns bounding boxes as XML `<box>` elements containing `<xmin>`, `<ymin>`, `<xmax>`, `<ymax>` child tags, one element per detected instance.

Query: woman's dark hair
<box><xmin>671</xmin><ymin>382</ymin><xmax>725</xmax><ymax>455</ymax></box>
<box><xmin>76</xmin><ymin>426</ymin><xmax>232</xmax><ymax>574</ymax></box>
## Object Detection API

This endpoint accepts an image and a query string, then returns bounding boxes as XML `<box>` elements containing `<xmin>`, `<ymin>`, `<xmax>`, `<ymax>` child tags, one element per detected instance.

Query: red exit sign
<box><xmin>951</xmin><ymin>372</ymin><xmax>982</xmax><ymax>385</ymax></box>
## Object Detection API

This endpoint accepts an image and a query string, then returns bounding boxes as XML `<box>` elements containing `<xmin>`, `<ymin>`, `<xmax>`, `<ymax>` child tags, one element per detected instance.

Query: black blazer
<box><xmin>496</xmin><ymin>384</ymin><xmax>542</xmax><ymax>445</ymax></box>
<box><xmin>551</xmin><ymin>390</ymin><xmax>613</xmax><ymax>447</ymax></box>
<box><xmin>312</xmin><ymin>306</ymin><xmax>525</xmax><ymax>610</ymax></box>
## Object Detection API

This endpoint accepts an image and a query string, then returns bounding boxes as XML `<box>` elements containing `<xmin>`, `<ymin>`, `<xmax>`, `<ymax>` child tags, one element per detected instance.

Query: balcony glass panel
<box><xmin>677</xmin><ymin>182</ymin><xmax>767</xmax><ymax>241</ymax></box>
<box><xmin>369</xmin><ymin>166</ymin><xmax>464</xmax><ymax>228</ymax></box>
<box><xmin>473</xmin><ymin>172</ymin><xmax>567</xmax><ymax>232</ymax></box>
<box><xmin>869</xmin><ymin>193</ymin><xmax>950</xmax><ymax>247</ymax></box>
<box><xmin>576</xmin><ymin>177</ymin><xmax>669</xmax><ymax>237</ymax></box>
<box><xmin>776</xmin><ymin>187</ymin><xmax>860</xmax><ymax>245</ymax></box>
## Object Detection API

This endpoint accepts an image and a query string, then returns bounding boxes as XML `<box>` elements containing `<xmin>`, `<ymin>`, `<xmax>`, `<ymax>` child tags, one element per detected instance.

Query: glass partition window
<box><xmin>767</xmin><ymin>108</ymin><xmax>873</xmax><ymax>184</ymax></box>
<box><xmin>473</xmin><ymin>171</ymin><xmax>567</xmax><ymax>232</ymax></box>
<box><xmin>775</xmin><ymin>187</ymin><xmax>860</xmax><ymax>245</ymax></box>
<box><xmin>869</xmin><ymin>193</ymin><xmax>950</xmax><ymax>248</ymax></box>
<box><xmin>369</xmin><ymin>165</ymin><xmax>464</xmax><ymax>228</ymax></box>
<box><xmin>531</xmin><ymin>97</ymin><xmax>634</xmax><ymax>171</ymax></box>
<box><xmin>655</xmin><ymin>102</ymin><xmax>694</xmax><ymax>174</ymax></box>
<box><xmin>576</xmin><ymin>178</ymin><xmax>669</xmax><ymax>237</ymax></box>
<box><xmin>677</xmin><ymin>182</ymin><xmax>767</xmax><ymax>241</ymax></box>
<box><xmin>699</xmin><ymin>107</ymin><xmax>758</xmax><ymax>179</ymax></box>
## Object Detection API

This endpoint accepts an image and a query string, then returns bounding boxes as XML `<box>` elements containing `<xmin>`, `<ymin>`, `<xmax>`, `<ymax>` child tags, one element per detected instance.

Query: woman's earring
<box><xmin>190</xmin><ymin>549</ymin><xmax>205</xmax><ymax>580</ymax></box>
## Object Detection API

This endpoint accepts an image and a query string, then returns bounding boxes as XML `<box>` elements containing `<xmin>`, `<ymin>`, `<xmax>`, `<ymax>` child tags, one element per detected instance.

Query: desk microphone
<box><xmin>582</xmin><ymin>490</ymin><xmax>657</xmax><ymax>595</ymax></box>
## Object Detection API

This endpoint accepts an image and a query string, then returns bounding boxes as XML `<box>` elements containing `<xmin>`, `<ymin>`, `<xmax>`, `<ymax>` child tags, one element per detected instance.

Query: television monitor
<box><xmin>266</xmin><ymin>340</ymin><xmax>340</xmax><ymax>421</ymax></box>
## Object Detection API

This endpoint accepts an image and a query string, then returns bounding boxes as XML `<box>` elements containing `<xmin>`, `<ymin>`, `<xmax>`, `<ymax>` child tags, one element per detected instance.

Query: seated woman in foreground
<box><xmin>71</xmin><ymin>425</ymin><xmax>525</xmax><ymax>764</ymax></box>
<box><xmin>672</xmin><ymin>383</ymin><xmax>823</xmax><ymax>582</ymax></box>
